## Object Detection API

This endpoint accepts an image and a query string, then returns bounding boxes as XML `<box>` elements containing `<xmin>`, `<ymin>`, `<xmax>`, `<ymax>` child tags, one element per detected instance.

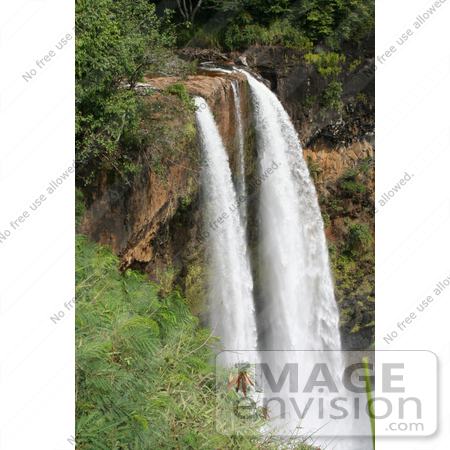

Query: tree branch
<box><xmin>191</xmin><ymin>0</ymin><xmax>203</xmax><ymax>23</ymax></box>
<box><xmin>176</xmin><ymin>0</ymin><xmax>188</xmax><ymax>21</ymax></box>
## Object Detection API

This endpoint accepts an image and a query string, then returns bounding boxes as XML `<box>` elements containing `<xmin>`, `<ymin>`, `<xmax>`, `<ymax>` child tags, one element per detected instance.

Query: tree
<box><xmin>226</xmin><ymin>363</ymin><xmax>255</xmax><ymax>396</ymax></box>
<box><xmin>297</xmin><ymin>0</ymin><xmax>374</xmax><ymax>48</ymax></box>
<box><xmin>213</xmin><ymin>0</ymin><xmax>291</xmax><ymax>25</ymax></box>
<box><xmin>75</xmin><ymin>0</ymin><xmax>187</xmax><ymax>183</ymax></box>
<box><xmin>176</xmin><ymin>0</ymin><xmax>203</xmax><ymax>26</ymax></box>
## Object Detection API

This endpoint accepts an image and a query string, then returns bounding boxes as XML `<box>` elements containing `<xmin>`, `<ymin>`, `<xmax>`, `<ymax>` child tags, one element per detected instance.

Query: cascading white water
<box><xmin>194</xmin><ymin>97</ymin><xmax>258</xmax><ymax>365</ymax></box>
<box><xmin>243</xmin><ymin>71</ymin><xmax>341</xmax><ymax>351</ymax></box>
<box><xmin>243</xmin><ymin>72</ymin><xmax>370</xmax><ymax>448</ymax></box>
<box><xmin>194</xmin><ymin>76</ymin><xmax>370</xmax><ymax>448</ymax></box>
<box><xmin>231</xmin><ymin>81</ymin><xmax>246</xmax><ymax>203</ymax></box>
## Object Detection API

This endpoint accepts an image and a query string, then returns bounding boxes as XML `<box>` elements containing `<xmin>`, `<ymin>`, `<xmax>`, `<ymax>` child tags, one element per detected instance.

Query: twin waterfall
<box><xmin>195</xmin><ymin>72</ymin><xmax>368</xmax><ymax>447</ymax></box>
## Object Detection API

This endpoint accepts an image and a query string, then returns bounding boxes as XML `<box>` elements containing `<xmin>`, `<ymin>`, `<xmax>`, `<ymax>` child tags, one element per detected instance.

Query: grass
<box><xmin>76</xmin><ymin>235</ymin><xmax>339</xmax><ymax>449</ymax></box>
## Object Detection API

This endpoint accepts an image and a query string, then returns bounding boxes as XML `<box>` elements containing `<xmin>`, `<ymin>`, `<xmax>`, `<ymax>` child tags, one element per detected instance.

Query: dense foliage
<box><xmin>76</xmin><ymin>235</ymin><xmax>212</xmax><ymax>448</ymax></box>
<box><xmin>75</xmin><ymin>0</ymin><xmax>193</xmax><ymax>184</ymax></box>
<box><xmin>169</xmin><ymin>0</ymin><xmax>374</xmax><ymax>50</ymax></box>
<box><xmin>297</xmin><ymin>0</ymin><xmax>374</xmax><ymax>49</ymax></box>
<box><xmin>75</xmin><ymin>0</ymin><xmax>374</xmax><ymax>185</ymax></box>
<box><xmin>75</xmin><ymin>235</ymin><xmax>321</xmax><ymax>449</ymax></box>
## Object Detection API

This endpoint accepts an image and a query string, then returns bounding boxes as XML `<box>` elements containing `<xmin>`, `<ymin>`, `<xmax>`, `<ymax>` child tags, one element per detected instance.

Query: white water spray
<box><xmin>242</xmin><ymin>71</ymin><xmax>340</xmax><ymax>351</ymax></box>
<box><xmin>194</xmin><ymin>76</ymin><xmax>370</xmax><ymax>447</ymax></box>
<box><xmin>194</xmin><ymin>97</ymin><xmax>258</xmax><ymax>365</ymax></box>
<box><xmin>231</xmin><ymin>81</ymin><xmax>246</xmax><ymax>202</ymax></box>
<box><xmin>242</xmin><ymin>72</ymin><xmax>370</xmax><ymax>447</ymax></box>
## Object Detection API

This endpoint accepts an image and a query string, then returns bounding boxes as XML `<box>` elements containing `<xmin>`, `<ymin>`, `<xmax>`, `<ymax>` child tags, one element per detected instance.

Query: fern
<box><xmin>75</xmin><ymin>234</ymin><xmax>323</xmax><ymax>449</ymax></box>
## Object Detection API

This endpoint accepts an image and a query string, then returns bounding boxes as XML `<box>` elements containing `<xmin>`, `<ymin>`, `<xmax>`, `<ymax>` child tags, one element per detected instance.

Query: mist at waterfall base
<box><xmin>194</xmin><ymin>75</ymin><xmax>371</xmax><ymax>448</ymax></box>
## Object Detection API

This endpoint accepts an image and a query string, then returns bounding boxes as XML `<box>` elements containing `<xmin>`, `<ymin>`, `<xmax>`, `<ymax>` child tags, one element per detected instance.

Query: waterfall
<box><xmin>242</xmin><ymin>71</ymin><xmax>341</xmax><ymax>351</ymax></box>
<box><xmin>195</xmin><ymin>77</ymin><xmax>370</xmax><ymax>448</ymax></box>
<box><xmin>231</xmin><ymin>81</ymin><xmax>246</xmax><ymax>203</ymax></box>
<box><xmin>194</xmin><ymin>97</ymin><xmax>258</xmax><ymax>365</ymax></box>
<box><xmin>242</xmin><ymin>72</ymin><xmax>370</xmax><ymax>447</ymax></box>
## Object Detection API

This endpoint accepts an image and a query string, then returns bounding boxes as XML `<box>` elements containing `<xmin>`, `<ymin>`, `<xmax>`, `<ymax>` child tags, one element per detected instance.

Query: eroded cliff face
<box><xmin>77</xmin><ymin>72</ymin><xmax>255</xmax><ymax>327</ymax></box>
<box><xmin>78</xmin><ymin>39</ymin><xmax>375</xmax><ymax>349</ymax></box>
<box><xmin>77</xmin><ymin>90</ymin><xmax>197</xmax><ymax>273</ymax></box>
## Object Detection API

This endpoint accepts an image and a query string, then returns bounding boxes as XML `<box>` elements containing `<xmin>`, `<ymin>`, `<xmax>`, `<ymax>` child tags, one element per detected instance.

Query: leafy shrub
<box><xmin>338</xmin><ymin>168</ymin><xmax>367</xmax><ymax>193</ymax></box>
<box><xmin>358</xmin><ymin>156</ymin><xmax>375</xmax><ymax>172</ymax></box>
<box><xmin>356</xmin><ymin>93</ymin><xmax>367</xmax><ymax>104</ymax></box>
<box><xmin>223</xmin><ymin>18</ymin><xmax>313</xmax><ymax>50</ymax></box>
<box><xmin>328</xmin><ymin>199</ymin><xmax>343</xmax><ymax>212</ymax></box>
<box><xmin>167</xmin><ymin>83</ymin><xmax>189</xmax><ymax>102</ymax></box>
<box><xmin>340</xmin><ymin>180</ymin><xmax>367</xmax><ymax>193</ymax></box>
<box><xmin>167</xmin><ymin>83</ymin><xmax>197</xmax><ymax>111</ymax></box>
<box><xmin>342</xmin><ymin>168</ymin><xmax>359</xmax><ymax>179</ymax></box>
<box><xmin>349</xmin><ymin>58</ymin><xmax>362</xmax><ymax>71</ymax></box>
<box><xmin>321</xmin><ymin>81</ymin><xmax>343</xmax><ymax>110</ymax></box>
<box><xmin>304</xmin><ymin>52</ymin><xmax>346</xmax><ymax>76</ymax></box>
<box><xmin>303</xmin><ymin>94</ymin><xmax>317</xmax><ymax>109</ymax></box>
<box><xmin>344</xmin><ymin>222</ymin><xmax>373</xmax><ymax>256</ymax></box>
<box><xmin>155</xmin><ymin>263</ymin><xmax>180</xmax><ymax>296</ymax></box>
<box><xmin>298</xmin><ymin>0</ymin><xmax>375</xmax><ymax>49</ymax></box>
<box><xmin>76</xmin><ymin>0</ymin><xmax>193</xmax><ymax>184</ymax></box>
<box><xmin>322</xmin><ymin>213</ymin><xmax>331</xmax><ymax>228</ymax></box>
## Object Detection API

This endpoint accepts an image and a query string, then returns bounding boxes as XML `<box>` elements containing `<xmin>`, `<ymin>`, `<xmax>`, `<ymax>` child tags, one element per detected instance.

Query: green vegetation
<box><xmin>75</xmin><ymin>235</ymin><xmax>324</xmax><ymax>449</ymax></box>
<box><xmin>75</xmin><ymin>189</ymin><xmax>85</xmax><ymax>227</ymax></box>
<box><xmin>155</xmin><ymin>262</ymin><xmax>180</xmax><ymax>296</ymax></box>
<box><xmin>321</xmin><ymin>81</ymin><xmax>343</xmax><ymax>110</ymax></box>
<box><xmin>76</xmin><ymin>234</ymin><xmax>213</xmax><ymax>448</ymax></box>
<box><xmin>303</xmin><ymin>93</ymin><xmax>317</xmax><ymax>109</ymax></box>
<box><xmin>343</xmin><ymin>222</ymin><xmax>373</xmax><ymax>257</ymax></box>
<box><xmin>338</xmin><ymin>162</ymin><xmax>373</xmax><ymax>195</ymax></box>
<box><xmin>322</xmin><ymin>213</ymin><xmax>331</xmax><ymax>228</ymax></box>
<box><xmin>76</xmin><ymin>0</ymin><xmax>195</xmax><ymax>185</ymax></box>
<box><xmin>329</xmin><ymin>224</ymin><xmax>374</xmax><ymax>342</ymax></box>
<box><xmin>185</xmin><ymin>252</ymin><xmax>208</xmax><ymax>318</ymax></box>
<box><xmin>223</xmin><ymin>18</ymin><xmax>314</xmax><ymax>50</ymax></box>
<box><xmin>328</xmin><ymin>199</ymin><xmax>343</xmax><ymax>212</ymax></box>
<box><xmin>167</xmin><ymin>83</ymin><xmax>197</xmax><ymax>112</ymax></box>
<box><xmin>167</xmin><ymin>83</ymin><xmax>190</xmax><ymax>102</ymax></box>
<box><xmin>170</xmin><ymin>0</ymin><xmax>374</xmax><ymax>51</ymax></box>
<box><xmin>319</xmin><ymin>154</ymin><xmax>375</xmax><ymax>346</ymax></box>
<box><xmin>349</xmin><ymin>58</ymin><xmax>362</xmax><ymax>71</ymax></box>
<box><xmin>340</xmin><ymin>180</ymin><xmax>366</xmax><ymax>192</ymax></box>
<box><xmin>304</xmin><ymin>52</ymin><xmax>346</xmax><ymax>76</ymax></box>
<box><xmin>356</xmin><ymin>92</ymin><xmax>367</xmax><ymax>102</ymax></box>
<box><xmin>296</xmin><ymin>0</ymin><xmax>374</xmax><ymax>49</ymax></box>
<box><xmin>307</xmin><ymin>156</ymin><xmax>320</xmax><ymax>179</ymax></box>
